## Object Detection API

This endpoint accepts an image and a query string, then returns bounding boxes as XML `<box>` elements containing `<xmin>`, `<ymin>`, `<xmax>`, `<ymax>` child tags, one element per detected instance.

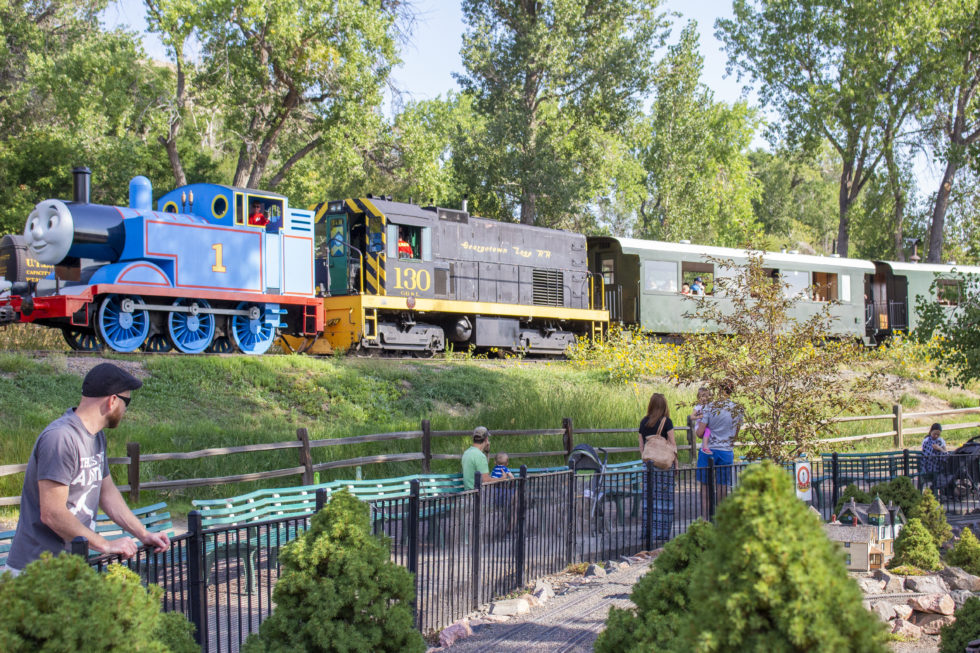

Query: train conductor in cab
<box><xmin>248</xmin><ymin>201</ymin><xmax>269</xmax><ymax>227</ymax></box>
<box><xmin>398</xmin><ymin>227</ymin><xmax>414</xmax><ymax>258</ymax></box>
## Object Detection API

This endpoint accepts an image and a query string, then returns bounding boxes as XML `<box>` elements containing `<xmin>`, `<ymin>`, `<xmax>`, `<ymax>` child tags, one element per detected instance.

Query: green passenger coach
<box><xmin>587</xmin><ymin>237</ymin><xmax>874</xmax><ymax>340</ymax></box>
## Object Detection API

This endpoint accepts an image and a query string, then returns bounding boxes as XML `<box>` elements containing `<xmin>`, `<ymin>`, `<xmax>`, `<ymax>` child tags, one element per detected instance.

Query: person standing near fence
<box><xmin>2</xmin><ymin>363</ymin><xmax>170</xmax><ymax>577</ymax></box>
<box><xmin>639</xmin><ymin>393</ymin><xmax>677</xmax><ymax>541</ymax></box>
<box><xmin>462</xmin><ymin>426</ymin><xmax>494</xmax><ymax>490</ymax></box>
<box><xmin>921</xmin><ymin>423</ymin><xmax>948</xmax><ymax>495</ymax></box>
<box><xmin>695</xmin><ymin>381</ymin><xmax>741</xmax><ymax>516</ymax></box>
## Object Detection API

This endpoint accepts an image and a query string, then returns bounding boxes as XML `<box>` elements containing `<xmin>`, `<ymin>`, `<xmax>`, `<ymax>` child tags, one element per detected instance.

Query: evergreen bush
<box><xmin>911</xmin><ymin>489</ymin><xmax>952</xmax><ymax>546</ymax></box>
<box><xmin>677</xmin><ymin>462</ymin><xmax>888</xmax><ymax>652</ymax></box>
<box><xmin>834</xmin><ymin>484</ymin><xmax>872</xmax><ymax>515</ymax></box>
<box><xmin>874</xmin><ymin>476</ymin><xmax>921</xmax><ymax>517</ymax></box>
<box><xmin>241</xmin><ymin>489</ymin><xmax>424</xmax><ymax>653</ymax></box>
<box><xmin>946</xmin><ymin>527</ymin><xmax>980</xmax><ymax>576</ymax></box>
<box><xmin>889</xmin><ymin>518</ymin><xmax>942</xmax><ymax>571</ymax></box>
<box><xmin>0</xmin><ymin>553</ymin><xmax>196</xmax><ymax>653</ymax></box>
<box><xmin>594</xmin><ymin>520</ymin><xmax>714</xmax><ymax>653</ymax></box>
<box><xmin>940</xmin><ymin>596</ymin><xmax>980</xmax><ymax>653</ymax></box>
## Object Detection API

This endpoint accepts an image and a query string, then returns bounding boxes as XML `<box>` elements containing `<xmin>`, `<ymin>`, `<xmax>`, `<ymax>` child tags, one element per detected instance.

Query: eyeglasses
<box><xmin>114</xmin><ymin>394</ymin><xmax>131</xmax><ymax>407</ymax></box>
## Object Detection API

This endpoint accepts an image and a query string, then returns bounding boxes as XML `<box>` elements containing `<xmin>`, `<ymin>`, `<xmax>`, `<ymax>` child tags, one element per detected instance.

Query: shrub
<box><xmin>889</xmin><ymin>518</ymin><xmax>942</xmax><ymax>571</ymax></box>
<box><xmin>0</xmin><ymin>553</ymin><xmax>196</xmax><ymax>652</ymax></box>
<box><xmin>911</xmin><ymin>489</ymin><xmax>952</xmax><ymax>546</ymax></box>
<box><xmin>946</xmin><ymin>527</ymin><xmax>980</xmax><ymax>576</ymax></box>
<box><xmin>874</xmin><ymin>476</ymin><xmax>922</xmax><ymax>517</ymax></box>
<box><xmin>595</xmin><ymin>520</ymin><xmax>714</xmax><ymax>653</ymax></box>
<box><xmin>241</xmin><ymin>489</ymin><xmax>424</xmax><ymax>653</ymax></box>
<box><xmin>940</xmin><ymin>596</ymin><xmax>980</xmax><ymax>653</ymax></box>
<box><xmin>834</xmin><ymin>484</ymin><xmax>872</xmax><ymax>515</ymax></box>
<box><xmin>677</xmin><ymin>462</ymin><xmax>888</xmax><ymax>652</ymax></box>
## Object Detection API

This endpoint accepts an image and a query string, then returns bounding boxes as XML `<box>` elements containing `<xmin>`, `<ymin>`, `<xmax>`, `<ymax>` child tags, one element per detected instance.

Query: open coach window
<box><xmin>643</xmin><ymin>260</ymin><xmax>677</xmax><ymax>292</ymax></box>
<box><xmin>812</xmin><ymin>271</ymin><xmax>839</xmax><ymax>302</ymax></box>
<box><xmin>937</xmin><ymin>279</ymin><xmax>963</xmax><ymax>306</ymax></box>
<box><xmin>681</xmin><ymin>261</ymin><xmax>714</xmax><ymax>294</ymax></box>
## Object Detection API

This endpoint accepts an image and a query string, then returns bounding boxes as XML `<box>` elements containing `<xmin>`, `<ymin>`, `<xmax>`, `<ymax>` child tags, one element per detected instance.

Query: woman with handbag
<box><xmin>639</xmin><ymin>392</ymin><xmax>677</xmax><ymax>542</ymax></box>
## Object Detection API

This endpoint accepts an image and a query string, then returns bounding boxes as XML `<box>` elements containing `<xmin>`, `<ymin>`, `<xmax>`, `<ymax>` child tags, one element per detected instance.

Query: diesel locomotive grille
<box><xmin>532</xmin><ymin>268</ymin><xmax>564</xmax><ymax>306</ymax></box>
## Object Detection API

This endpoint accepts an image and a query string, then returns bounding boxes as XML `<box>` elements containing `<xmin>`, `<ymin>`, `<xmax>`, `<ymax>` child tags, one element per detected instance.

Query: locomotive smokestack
<box><xmin>72</xmin><ymin>166</ymin><xmax>91</xmax><ymax>204</ymax></box>
<box><xmin>461</xmin><ymin>195</ymin><xmax>468</xmax><ymax>212</ymax></box>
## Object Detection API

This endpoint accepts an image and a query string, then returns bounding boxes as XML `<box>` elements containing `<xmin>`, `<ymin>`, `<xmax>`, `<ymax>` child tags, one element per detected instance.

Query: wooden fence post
<box><xmin>296</xmin><ymin>428</ymin><xmax>314</xmax><ymax>485</ymax></box>
<box><xmin>562</xmin><ymin>417</ymin><xmax>574</xmax><ymax>458</ymax></box>
<box><xmin>126</xmin><ymin>441</ymin><xmax>140</xmax><ymax>503</ymax></box>
<box><xmin>421</xmin><ymin>419</ymin><xmax>431</xmax><ymax>473</ymax></box>
<box><xmin>893</xmin><ymin>404</ymin><xmax>903</xmax><ymax>449</ymax></box>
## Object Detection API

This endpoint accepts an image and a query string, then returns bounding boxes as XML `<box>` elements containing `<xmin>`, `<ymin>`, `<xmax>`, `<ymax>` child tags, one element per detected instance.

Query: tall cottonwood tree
<box><xmin>456</xmin><ymin>0</ymin><xmax>666</xmax><ymax>226</ymax></box>
<box><xmin>637</xmin><ymin>22</ymin><xmax>761</xmax><ymax>246</ymax></box>
<box><xmin>926</xmin><ymin>1</ymin><xmax>980</xmax><ymax>263</ymax></box>
<box><xmin>718</xmin><ymin>0</ymin><xmax>943</xmax><ymax>257</ymax></box>
<box><xmin>147</xmin><ymin>0</ymin><xmax>401</xmax><ymax>190</ymax></box>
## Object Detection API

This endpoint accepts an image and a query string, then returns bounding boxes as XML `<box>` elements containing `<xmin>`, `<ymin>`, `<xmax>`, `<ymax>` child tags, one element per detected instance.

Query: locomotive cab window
<box><xmin>387</xmin><ymin>224</ymin><xmax>428</xmax><ymax>260</ymax></box>
<box><xmin>600</xmin><ymin>258</ymin><xmax>615</xmax><ymax>285</ymax></box>
<box><xmin>812</xmin><ymin>272</ymin><xmax>839</xmax><ymax>302</ymax></box>
<box><xmin>643</xmin><ymin>260</ymin><xmax>678</xmax><ymax>293</ymax></box>
<box><xmin>246</xmin><ymin>196</ymin><xmax>283</xmax><ymax>231</ymax></box>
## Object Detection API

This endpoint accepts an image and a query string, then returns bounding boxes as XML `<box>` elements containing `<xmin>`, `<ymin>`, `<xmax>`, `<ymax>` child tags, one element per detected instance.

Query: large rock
<box><xmin>893</xmin><ymin>604</ymin><xmax>913</xmax><ymax>620</ymax></box>
<box><xmin>585</xmin><ymin>564</ymin><xmax>606</xmax><ymax>578</ymax></box>
<box><xmin>858</xmin><ymin>577</ymin><xmax>886</xmax><ymax>594</ymax></box>
<box><xmin>915</xmin><ymin>613</ymin><xmax>956</xmax><ymax>636</ymax></box>
<box><xmin>952</xmin><ymin>589</ymin><xmax>974</xmax><ymax>609</ymax></box>
<box><xmin>870</xmin><ymin>601</ymin><xmax>895</xmax><ymax>622</ymax></box>
<box><xmin>908</xmin><ymin>593</ymin><xmax>956</xmax><ymax>615</ymax></box>
<box><xmin>905</xmin><ymin>575</ymin><xmax>950</xmax><ymax>594</ymax></box>
<box><xmin>891</xmin><ymin>619</ymin><xmax>922</xmax><ymax>639</ymax></box>
<box><xmin>940</xmin><ymin>566</ymin><xmax>980</xmax><ymax>591</ymax></box>
<box><xmin>533</xmin><ymin>580</ymin><xmax>554</xmax><ymax>603</ymax></box>
<box><xmin>439</xmin><ymin>620</ymin><xmax>473</xmax><ymax>648</ymax></box>
<box><xmin>873</xmin><ymin>569</ymin><xmax>906</xmax><ymax>593</ymax></box>
<box><xmin>518</xmin><ymin>593</ymin><xmax>539</xmax><ymax>608</ymax></box>
<box><xmin>490</xmin><ymin>598</ymin><xmax>530</xmax><ymax>617</ymax></box>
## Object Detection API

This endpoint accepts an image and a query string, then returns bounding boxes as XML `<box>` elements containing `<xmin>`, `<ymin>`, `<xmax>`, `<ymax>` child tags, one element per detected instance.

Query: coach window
<box><xmin>643</xmin><ymin>260</ymin><xmax>678</xmax><ymax>293</ymax></box>
<box><xmin>812</xmin><ymin>271</ymin><xmax>839</xmax><ymax>302</ymax></box>
<box><xmin>681</xmin><ymin>262</ymin><xmax>714</xmax><ymax>295</ymax></box>
<box><xmin>781</xmin><ymin>269</ymin><xmax>809</xmax><ymax>299</ymax></box>
<box><xmin>937</xmin><ymin>279</ymin><xmax>962</xmax><ymax>306</ymax></box>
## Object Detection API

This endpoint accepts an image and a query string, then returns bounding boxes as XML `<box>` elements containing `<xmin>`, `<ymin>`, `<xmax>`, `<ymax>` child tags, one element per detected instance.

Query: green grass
<box><xmin>1</xmin><ymin>352</ymin><xmax>978</xmax><ymax>521</ymax></box>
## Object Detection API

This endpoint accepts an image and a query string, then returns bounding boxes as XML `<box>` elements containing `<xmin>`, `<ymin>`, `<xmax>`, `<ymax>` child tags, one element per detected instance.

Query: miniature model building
<box><xmin>823</xmin><ymin>496</ymin><xmax>906</xmax><ymax>571</ymax></box>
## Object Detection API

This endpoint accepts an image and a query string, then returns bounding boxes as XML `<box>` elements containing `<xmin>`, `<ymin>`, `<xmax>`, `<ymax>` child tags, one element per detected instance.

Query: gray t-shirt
<box><xmin>701</xmin><ymin>401</ymin><xmax>741</xmax><ymax>452</ymax></box>
<box><xmin>7</xmin><ymin>409</ymin><xmax>108</xmax><ymax>570</ymax></box>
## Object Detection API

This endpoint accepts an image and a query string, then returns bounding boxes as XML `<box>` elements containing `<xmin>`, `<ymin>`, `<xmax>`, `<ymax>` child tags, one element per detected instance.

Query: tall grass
<box><xmin>0</xmin><ymin>324</ymin><xmax>68</xmax><ymax>351</ymax></box>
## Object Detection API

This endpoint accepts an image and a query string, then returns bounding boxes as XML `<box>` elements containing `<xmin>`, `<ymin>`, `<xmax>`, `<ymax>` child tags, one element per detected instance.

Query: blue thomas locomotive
<box><xmin>0</xmin><ymin>167</ymin><xmax>322</xmax><ymax>354</ymax></box>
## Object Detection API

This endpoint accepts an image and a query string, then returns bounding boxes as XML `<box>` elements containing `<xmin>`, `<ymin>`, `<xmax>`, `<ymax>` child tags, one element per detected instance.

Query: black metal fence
<box><xmin>76</xmin><ymin>449</ymin><xmax>980</xmax><ymax>651</ymax></box>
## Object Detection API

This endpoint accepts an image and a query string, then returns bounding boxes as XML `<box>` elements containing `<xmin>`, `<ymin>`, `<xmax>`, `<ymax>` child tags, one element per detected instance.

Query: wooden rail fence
<box><xmin>0</xmin><ymin>404</ymin><xmax>977</xmax><ymax>506</ymax></box>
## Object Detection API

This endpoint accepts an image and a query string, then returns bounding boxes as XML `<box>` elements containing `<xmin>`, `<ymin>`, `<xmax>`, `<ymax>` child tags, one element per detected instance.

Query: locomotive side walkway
<box><xmin>442</xmin><ymin>558</ymin><xmax>653</xmax><ymax>653</ymax></box>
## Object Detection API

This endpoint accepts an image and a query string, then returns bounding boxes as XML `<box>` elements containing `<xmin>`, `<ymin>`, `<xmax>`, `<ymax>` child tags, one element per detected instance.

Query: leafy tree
<box><xmin>718</xmin><ymin>0</ymin><xmax>944</xmax><ymax>257</ymax></box>
<box><xmin>912</xmin><ymin>488</ymin><xmax>953</xmax><ymax>546</ymax></box>
<box><xmin>946</xmin><ymin>527</ymin><xmax>980</xmax><ymax>575</ymax></box>
<box><xmin>241</xmin><ymin>489</ymin><xmax>424</xmax><ymax>653</ymax></box>
<box><xmin>455</xmin><ymin>0</ymin><xmax>666</xmax><ymax>226</ymax></box>
<box><xmin>635</xmin><ymin>22</ymin><xmax>761</xmax><ymax>246</ymax></box>
<box><xmin>676</xmin><ymin>462</ymin><xmax>888</xmax><ymax>652</ymax></box>
<box><xmin>940</xmin><ymin>596</ymin><xmax>980</xmax><ymax>653</ymax></box>
<box><xmin>0</xmin><ymin>552</ymin><xmax>196</xmax><ymax>652</ymax></box>
<box><xmin>147</xmin><ymin>0</ymin><xmax>401</xmax><ymax>190</ymax></box>
<box><xmin>595</xmin><ymin>520</ymin><xmax>714</xmax><ymax>653</ymax></box>
<box><xmin>889</xmin><ymin>517</ymin><xmax>942</xmax><ymax>571</ymax></box>
<box><xmin>676</xmin><ymin>253</ymin><xmax>880</xmax><ymax>461</ymax></box>
<box><xmin>914</xmin><ymin>270</ymin><xmax>980</xmax><ymax>385</ymax></box>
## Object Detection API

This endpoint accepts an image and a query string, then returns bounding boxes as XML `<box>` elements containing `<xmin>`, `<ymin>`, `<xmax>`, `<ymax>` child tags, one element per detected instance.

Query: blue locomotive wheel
<box><xmin>97</xmin><ymin>295</ymin><xmax>150</xmax><ymax>353</ymax></box>
<box><xmin>230</xmin><ymin>302</ymin><xmax>276</xmax><ymax>355</ymax></box>
<box><xmin>167</xmin><ymin>299</ymin><xmax>215</xmax><ymax>354</ymax></box>
<box><xmin>62</xmin><ymin>328</ymin><xmax>103</xmax><ymax>352</ymax></box>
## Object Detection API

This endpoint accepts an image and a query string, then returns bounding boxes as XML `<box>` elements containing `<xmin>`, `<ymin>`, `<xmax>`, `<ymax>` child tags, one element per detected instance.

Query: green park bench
<box><xmin>0</xmin><ymin>502</ymin><xmax>173</xmax><ymax>568</ymax></box>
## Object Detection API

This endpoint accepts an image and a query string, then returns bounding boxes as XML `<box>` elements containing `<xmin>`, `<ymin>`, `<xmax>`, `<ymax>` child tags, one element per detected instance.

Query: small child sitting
<box><xmin>491</xmin><ymin>452</ymin><xmax>515</xmax><ymax>480</ymax></box>
<box><xmin>694</xmin><ymin>386</ymin><xmax>712</xmax><ymax>455</ymax></box>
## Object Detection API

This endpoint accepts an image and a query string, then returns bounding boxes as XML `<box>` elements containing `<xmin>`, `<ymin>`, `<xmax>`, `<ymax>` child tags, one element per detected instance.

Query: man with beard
<box><xmin>2</xmin><ymin>363</ymin><xmax>169</xmax><ymax>576</ymax></box>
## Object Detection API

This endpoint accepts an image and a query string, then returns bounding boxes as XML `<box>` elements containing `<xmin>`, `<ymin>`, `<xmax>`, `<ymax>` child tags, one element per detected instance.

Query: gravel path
<box><xmin>444</xmin><ymin>561</ymin><xmax>652</xmax><ymax>653</ymax></box>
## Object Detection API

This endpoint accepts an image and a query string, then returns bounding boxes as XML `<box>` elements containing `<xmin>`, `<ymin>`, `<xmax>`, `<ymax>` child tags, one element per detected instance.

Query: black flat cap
<box><xmin>82</xmin><ymin>363</ymin><xmax>143</xmax><ymax>398</ymax></box>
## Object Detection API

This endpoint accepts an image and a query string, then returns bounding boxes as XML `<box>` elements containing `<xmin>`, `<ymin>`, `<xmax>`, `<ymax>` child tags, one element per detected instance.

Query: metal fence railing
<box><xmin>73</xmin><ymin>449</ymin><xmax>980</xmax><ymax>651</ymax></box>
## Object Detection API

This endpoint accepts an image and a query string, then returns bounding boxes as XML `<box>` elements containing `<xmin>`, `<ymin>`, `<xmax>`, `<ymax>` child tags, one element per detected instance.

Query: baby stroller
<box><xmin>567</xmin><ymin>444</ymin><xmax>609</xmax><ymax>533</ymax></box>
<box><xmin>936</xmin><ymin>437</ymin><xmax>980</xmax><ymax>502</ymax></box>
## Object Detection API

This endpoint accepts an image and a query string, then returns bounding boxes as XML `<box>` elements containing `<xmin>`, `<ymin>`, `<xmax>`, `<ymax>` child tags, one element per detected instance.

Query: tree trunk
<box><xmin>836</xmin><ymin>162</ymin><xmax>854</xmax><ymax>257</ymax></box>
<box><xmin>158</xmin><ymin>135</ymin><xmax>186</xmax><ymax>188</ymax></box>
<box><xmin>884</xmin><ymin>143</ymin><xmax>905</xmax><ymax>261</ymax></box>
<box><xmin>927</xmin><ymin>158</ymin><xmax>959</xmax><ymax>263</ymax></box>
<box><xmin>520</xmin><ymin>191</ymin><xmax>536</xmax><ymax>225</ymax></box>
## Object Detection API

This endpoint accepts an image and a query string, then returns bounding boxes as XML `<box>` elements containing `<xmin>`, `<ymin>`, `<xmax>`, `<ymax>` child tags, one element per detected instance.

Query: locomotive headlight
<box><xmin>24</xmin><ymin>199</ymin><xmax>74</xmax><ymax>265</ymax></box>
